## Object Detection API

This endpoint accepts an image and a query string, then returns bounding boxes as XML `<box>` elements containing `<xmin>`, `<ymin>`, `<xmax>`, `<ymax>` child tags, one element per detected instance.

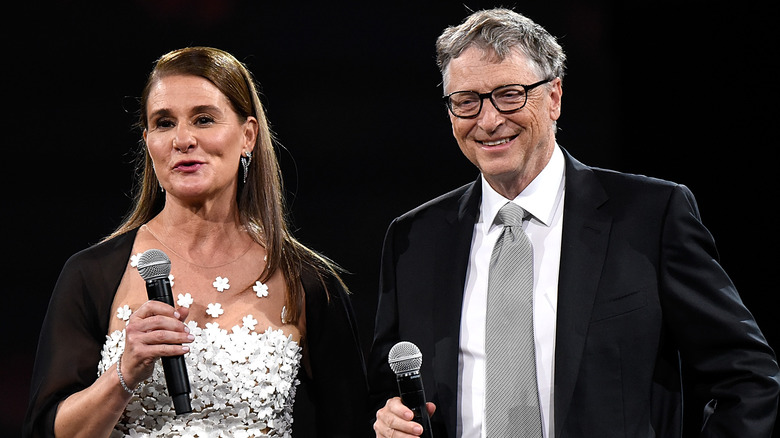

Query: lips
<box><xmin>173</xmin><ymin>160</ymin><xmax>204</xmax><ymax>172</ymax></box>
<box><xmin>477</xmin><ymin>134</ymin><xmax>518</xmax><ymax>147</ymax></box>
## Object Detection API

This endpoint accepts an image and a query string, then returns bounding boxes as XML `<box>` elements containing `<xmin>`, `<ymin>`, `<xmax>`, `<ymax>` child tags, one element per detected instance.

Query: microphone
<box><xmin>388</xmin><ymin>341</ymin><xmax>433</xmax><ymax>437</ymax></box>
<box><xmin>137</xmin><ymin>249</ymin><xmax>192</xmax><ymax>415</ymax></box>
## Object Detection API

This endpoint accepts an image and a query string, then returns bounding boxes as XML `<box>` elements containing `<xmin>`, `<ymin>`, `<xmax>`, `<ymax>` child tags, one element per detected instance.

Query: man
<box><xmin>368</xmin><ymin>8</ymin><xmax>779</xmax><ymax>438</ymax></box>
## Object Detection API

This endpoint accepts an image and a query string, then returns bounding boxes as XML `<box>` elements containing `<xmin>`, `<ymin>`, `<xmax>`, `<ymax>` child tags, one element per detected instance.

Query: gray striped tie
<box><xmin>485</xmin><ymin>202</ymin><xmax>542</xmax><ymax>437</ymax></box>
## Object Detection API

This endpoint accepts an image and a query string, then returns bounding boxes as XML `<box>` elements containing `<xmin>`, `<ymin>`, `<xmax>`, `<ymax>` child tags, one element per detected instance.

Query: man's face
<box><xmin>444</xmin><ymin>46</ymin><xmax>562</xmax><ymax>197</ymax></box>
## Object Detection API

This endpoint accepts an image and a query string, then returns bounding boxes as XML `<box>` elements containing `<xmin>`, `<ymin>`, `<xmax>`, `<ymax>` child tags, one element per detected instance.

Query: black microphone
<box><xmin>137</xmin><ymin>249</ymin><xmax>192</xmax><ymax>415</ymax></box>
<box><xmin>388</xmin><ymin>341</ymin><xmax>433</xmax><ymax>437</ymax></box>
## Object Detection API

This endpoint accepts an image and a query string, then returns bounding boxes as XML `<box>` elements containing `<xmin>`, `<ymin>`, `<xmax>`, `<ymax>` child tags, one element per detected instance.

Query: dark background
<box><xmin>3</xmin><ymin>1</ymin><xmax>777</xmax><ymax>435</ymax></box>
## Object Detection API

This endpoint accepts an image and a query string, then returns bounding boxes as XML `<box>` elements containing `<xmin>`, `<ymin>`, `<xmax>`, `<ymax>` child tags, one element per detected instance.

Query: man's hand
<box><xmin>374</xmin><ymin>397</ymin><xmax>436</xmax><ymax>437</ymax></box>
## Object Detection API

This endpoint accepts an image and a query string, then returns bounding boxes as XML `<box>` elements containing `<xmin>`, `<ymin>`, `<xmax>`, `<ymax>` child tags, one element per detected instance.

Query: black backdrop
<box><xmin>4</xmin><ymin>1</ymin><xmax>777</xmax><ymax>435</ymax></box>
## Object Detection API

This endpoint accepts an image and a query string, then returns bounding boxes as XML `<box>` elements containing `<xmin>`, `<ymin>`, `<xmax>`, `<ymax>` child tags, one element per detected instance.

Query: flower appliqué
<box><xmin>206</xmin><ymin>303</ymin><xmax>224</xmax><ymax>318</ymax></box>
<box><xmin>253</xmin><ymin>281</ymin><xmax>269</xmax><ymax>298</ymax></box>
<box><xmin>213</xmin><ymin>276</ymin><xmax>230</xmax><ymax>292</ymax></box>
<box><xmin>116</xmin><ymin>305</ymin><xmax>132</xmax><ymax>321</ymax></box>
<box><xmin>242</xmin><ymin>314</ymin><xmax>258</xmax><ymax>331</ymax></box>
<box><xmin>129</xmin><ymin>253</ymin><xmax>143</xmax><ymax>268</ymax></box>
<box><xmin>177</xmin><ymin>293</ymin><xmax>194</xmax><ymax>308</ymax></box>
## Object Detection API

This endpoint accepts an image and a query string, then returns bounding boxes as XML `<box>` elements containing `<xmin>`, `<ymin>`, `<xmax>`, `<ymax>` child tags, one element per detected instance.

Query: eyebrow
<box><xmin>148</xmin><ymin>104</ymin><xmax>225</xmax><ymax>121</ymax></box>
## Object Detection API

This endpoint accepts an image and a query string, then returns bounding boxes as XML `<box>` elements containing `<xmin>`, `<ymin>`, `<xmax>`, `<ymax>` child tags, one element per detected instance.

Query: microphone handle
<box><xmin>145</xmin><ymin>278</ymin><xmax>192</xmax><ymax>415</ymax></box>
<box><xmin>161</xmin><ymin>355</ymin><xmax>191</xmax><ymax>414</ymax></box>
<box><xmin>397</xmin><ymin>372</ymin><xmax>433</xmax><ymax>437</ymax></box>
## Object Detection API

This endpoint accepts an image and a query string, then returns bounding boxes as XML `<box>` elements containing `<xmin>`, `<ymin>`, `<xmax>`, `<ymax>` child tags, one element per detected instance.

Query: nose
<box><xmin>172</xmin><ymin>124</ymin><xmax>196</xmax><ymax>152</ymax></box>
<box><xmin>476</xmin><ymin>98</ymin><xmax>505</xmax><ymax>133</ymax></box>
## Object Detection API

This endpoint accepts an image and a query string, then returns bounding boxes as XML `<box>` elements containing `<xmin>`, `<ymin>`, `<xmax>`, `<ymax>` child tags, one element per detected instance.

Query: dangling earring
<box><xmin>241</xmin><ymin>151</ymin><xmax>252</xmax><ymax>184</ymax></box>
<box><xmin>152</xmin><ymin>163</ymin><xmax>164</xmax><ymax>192</ymax></box>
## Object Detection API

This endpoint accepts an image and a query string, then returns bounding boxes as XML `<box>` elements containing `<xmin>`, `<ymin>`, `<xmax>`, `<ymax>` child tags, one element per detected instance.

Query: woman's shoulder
<box><xmin>300</xmin><ymin>260</ymin><xmax>347</xmax><ymax>303</ymax></box>
<box><xmin>65</xmin><ymin>229</ymin><xmax>138</xmax><ymax>269</ymax></box>
<box><xmin>56</xmin><ymin>229</ymin><xmax>139</xmax><ymax>296</ymax></box>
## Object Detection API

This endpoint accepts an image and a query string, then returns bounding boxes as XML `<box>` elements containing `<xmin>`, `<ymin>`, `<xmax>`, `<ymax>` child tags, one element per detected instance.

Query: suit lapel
<box><xmin>554</xmin><ymin>151</ymin><xmax>612</xmax><ymax>437</ymax></box>
<box><xmin>432</xmin><ymin>178</ymin><xmax>481</xmax><ymax>436</ymax></box>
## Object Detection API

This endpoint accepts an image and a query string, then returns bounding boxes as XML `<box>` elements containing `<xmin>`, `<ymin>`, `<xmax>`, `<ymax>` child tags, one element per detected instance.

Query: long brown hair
<box><xmin>105</xmin><ymin>46</ymin><xmax>342</xmax><ymax>322</ymax></box>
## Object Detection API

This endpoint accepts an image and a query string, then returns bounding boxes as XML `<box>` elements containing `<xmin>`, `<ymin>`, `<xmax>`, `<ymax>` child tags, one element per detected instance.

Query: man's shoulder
<box><xmin>585</xmin><ymin>165</ymin><xmax>683</xmax><ymax>199</ymax></box>
<box><xmin>564</xmin><ymin>149</ymin><xmax>683</xmax><ymax>202</ymax></box>
<box><xmin>395</xmin><ymin>180</ymin><xmax>477</xmax><ymax>223</ymax></box>
<box><xmin>566</xmin><ymin>156</ymin><xmax>696</xmax><ymax>219</ymax></box>
<box><xmin>565</xmin><ymin>148</ymin><xmax>678</xmax><ymax>190</ymax></box>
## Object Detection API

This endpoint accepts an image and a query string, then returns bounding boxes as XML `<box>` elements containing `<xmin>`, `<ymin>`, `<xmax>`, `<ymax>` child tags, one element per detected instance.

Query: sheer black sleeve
<box><xmin>293</xmin><ymin>268</ymin><xmax>369</xmax><ymax>438</ymax></box>
<box><xmin>23</xmin><ymin>232</ymin><xmax>136</xmax><ymax>438</ymax></box>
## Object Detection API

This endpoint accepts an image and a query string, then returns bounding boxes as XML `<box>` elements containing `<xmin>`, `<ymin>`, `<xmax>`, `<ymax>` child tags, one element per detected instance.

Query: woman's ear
<box><xmin>243</xmin><ymin>117</ymin><xmax>259</xmax><ymax>153</ymax></box>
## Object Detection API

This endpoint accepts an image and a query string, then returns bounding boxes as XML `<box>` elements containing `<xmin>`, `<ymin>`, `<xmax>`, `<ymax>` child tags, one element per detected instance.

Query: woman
<box><xmin>24</xmin><ymin>47</ymin><xmax>367</xmax><ymax>437</ymax></box>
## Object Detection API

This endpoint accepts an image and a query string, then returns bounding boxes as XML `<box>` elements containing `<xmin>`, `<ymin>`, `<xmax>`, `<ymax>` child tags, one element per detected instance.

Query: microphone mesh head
<box><xmin>388</xmin><ymin>341</ymin><xmax>422</xmax><ymax>375</ymax></box>
<box><xmin>137</xmin><ymin>249</ymin><xmax>171</xmax><ymax>280</ymax></box>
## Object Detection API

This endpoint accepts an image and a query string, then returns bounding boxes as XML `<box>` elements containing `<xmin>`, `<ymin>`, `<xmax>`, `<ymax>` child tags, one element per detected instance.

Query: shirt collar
<box><xmin>479</xmin><ymin>145</ymin><xmax>565</xmax><ymax>231</ymax></box>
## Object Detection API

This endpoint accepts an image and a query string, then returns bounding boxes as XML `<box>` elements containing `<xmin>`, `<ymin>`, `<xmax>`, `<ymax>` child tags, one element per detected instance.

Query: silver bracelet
<box><xmin>117</xmin><ymin>353</ymin><xmax>137</xmax><ymax>395</ymax></box>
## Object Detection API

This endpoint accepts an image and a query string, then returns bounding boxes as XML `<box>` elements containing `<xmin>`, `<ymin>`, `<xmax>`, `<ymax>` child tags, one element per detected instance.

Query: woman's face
<box><xmin>143</xmin><ymin>74</ymin><xmax>257</xmax><ymax>204</ymax></box>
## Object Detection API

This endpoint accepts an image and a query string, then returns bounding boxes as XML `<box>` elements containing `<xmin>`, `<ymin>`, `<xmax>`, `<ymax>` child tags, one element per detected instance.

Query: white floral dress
<box><xmin>98</xmin><ymin>321</ymin><xmax>301</xmax><ymax>438</ymax></box>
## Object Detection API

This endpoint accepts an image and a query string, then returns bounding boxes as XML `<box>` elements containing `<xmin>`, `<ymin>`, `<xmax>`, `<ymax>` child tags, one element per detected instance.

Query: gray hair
<box><xmin>436</xmin><ymin>8</ymin><xmax>566</xmax><ymax>86</ymax></box>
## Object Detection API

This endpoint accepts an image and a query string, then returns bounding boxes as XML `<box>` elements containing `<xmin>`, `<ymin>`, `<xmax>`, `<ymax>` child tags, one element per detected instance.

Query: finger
<box><xmin>124</xmin><ymin>336</ymin><xmax>190</xmax><ymax>362</ymax></box>
<box><xmin>375</xmin><ymin>417</ymin><xmax>421</xmax><ymax>438</ymax></box>
<box><xmin>373</xmin><ymin>422</ymin><xmax>422</xmax><ymax>438</ymax></box>
<box><xmin>141</xmin><ymin>324</ymin><xmax>193</xmax><ymax>347</ymax></box>
<box><xmin>124</xmin><ymin>329</ymin><xmax>192</xmax><ymax>357</ymax></box>
<box><xmin>132</xmin><ymin>299</ymin><xmax>180</xmax><ymax>319</ymax></box>
<box><xmin>142</xmin><ymin>341</ymin><xmax>191</xmax><ymax>357</ymax></box>
<box><xmin>127</xmin><ymin>302</ymin><xmax>190</xmax><ymax>334</ymax></box>
<box><xmin>387</xmin><ymin>397</ymin><xmax>414</xmax><ymax>420</ymax></box>
<box><xmin>376</xmin><ymin>398</ymin><xmax>424</xmax><ymax>437</ymax></box>
<box><xmin>126</xmin><ymin>313</ymin><xmax>193</xmax><ymax>342</ymax></box>
<box><xmin>176</xmin><ymin>306</ymin><xmax>190</xmax><ymax>322</ymax></box>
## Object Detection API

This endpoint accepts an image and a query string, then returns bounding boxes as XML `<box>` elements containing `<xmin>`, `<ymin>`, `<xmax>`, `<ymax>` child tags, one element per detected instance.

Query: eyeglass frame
<box><xmin>442</xmin><ymin>77</ymin><xmax>556</xmax><ymax>119</ymax></box>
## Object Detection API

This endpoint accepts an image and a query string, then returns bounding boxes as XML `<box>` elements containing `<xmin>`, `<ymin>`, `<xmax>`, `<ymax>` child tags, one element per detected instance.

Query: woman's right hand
<box><xmin>121</xmin><ymin>300</ymin><xmax>192</xmax><ymax>389</ymax></box>
<box><xmin>54</xmin><ymin>300</ymin><xmax>192</xmax><ymax>438</ymax></box>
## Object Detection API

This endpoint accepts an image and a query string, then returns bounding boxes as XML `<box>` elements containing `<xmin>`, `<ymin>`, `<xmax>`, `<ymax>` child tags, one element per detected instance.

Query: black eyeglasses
<box><xmin>443</xmin><ymin>77</ymin><xmax>555</xmax><ymax>118</ymax></box>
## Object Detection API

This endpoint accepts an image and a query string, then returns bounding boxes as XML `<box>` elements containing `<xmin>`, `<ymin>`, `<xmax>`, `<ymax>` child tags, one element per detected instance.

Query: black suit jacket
<box><xmin>368</xmin><ymin>148</ymin><xmax>779</xmax><ymax>437</ymax></box>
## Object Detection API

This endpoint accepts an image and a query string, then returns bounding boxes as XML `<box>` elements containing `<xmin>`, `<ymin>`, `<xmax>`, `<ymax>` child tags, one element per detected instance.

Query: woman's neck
<box><xmin>146</xmin><ymin>202</ymin><xmax>252</xmax><ymax>267</ymax></box>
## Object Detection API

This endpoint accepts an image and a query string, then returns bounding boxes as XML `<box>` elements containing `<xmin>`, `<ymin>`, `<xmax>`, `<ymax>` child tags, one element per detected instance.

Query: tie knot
<box><xmin>495</xmin><ymin>202</ymin><xmax>526</xmax><ymax>228</ymax></box>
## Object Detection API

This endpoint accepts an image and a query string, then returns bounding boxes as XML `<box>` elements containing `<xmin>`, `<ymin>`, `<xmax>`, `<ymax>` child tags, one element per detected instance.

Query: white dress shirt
<box><xmin>457</xmin><ymin>145</ymin><xmax>566</xmax><ymax>438</ymax></box>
